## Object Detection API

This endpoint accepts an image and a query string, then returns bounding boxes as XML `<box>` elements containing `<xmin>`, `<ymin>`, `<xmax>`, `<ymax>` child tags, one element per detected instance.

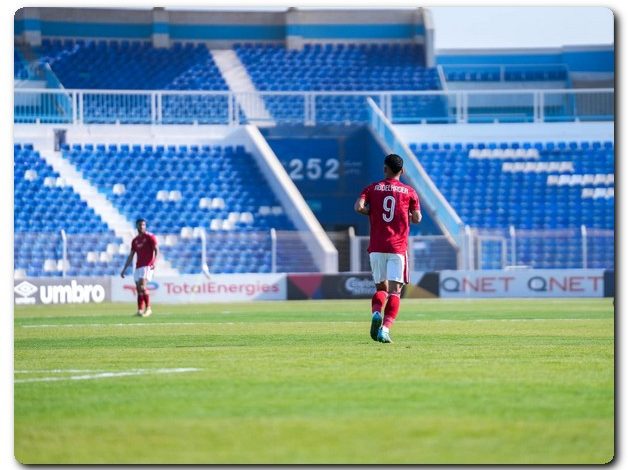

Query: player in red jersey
<box><xmin>120</xmin><ymin>218</ymin><xmax>159</xmax><ymax>317</ymax></box>
<box><xmin>355</xmin><ymin>154</ymin><xmax>422</xmax><ymax>343</ymax></box>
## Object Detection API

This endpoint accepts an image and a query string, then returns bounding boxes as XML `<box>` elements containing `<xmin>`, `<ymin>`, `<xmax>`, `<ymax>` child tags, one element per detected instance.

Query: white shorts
<box><xmin>133</xmin><ymin>265</ymin><xmax>154</xmax><ymax>283</ymax></box>
<box><xmin>369</xmin><ymin>252</ymin><xmax>409</xmax><ymax>284</ymax></box>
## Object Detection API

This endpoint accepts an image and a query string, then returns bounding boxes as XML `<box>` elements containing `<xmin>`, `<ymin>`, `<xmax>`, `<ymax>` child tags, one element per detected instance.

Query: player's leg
<box><xmin>378</xmin><ymin>254</ymin><xmax>406</xmax><ymax>343</ymax></box>
<box><xmin>135</xmin><ymin>279</ymin><xmax>145</xmax><ymax>315</ymax></box>
<box><xmin>133</xmin><ymin>266</ymin><xmax>145</xmax><ymax>315</ymax></box>
<box><xmin>373</xmin><ymin>280</ymin><xmax>388</xmax><ymax>314</ymax></box>
<box><xmin>142</xmin><ymin>267</ymin><xmax>153</xmax><ymax>317</ymax></box>
<box><xmin>379</xmin><ymin>281</ymin><xmax>402</xmax><ymax>343</ymax></box>
<box><xmin>368</xmin><ymin>253</ymin><xmax>388</xmax><ymax>340</ymax></box>
<box><xmin>370</xmin><ymin>281</ymin><xmax>387</xmax><ymax>341</ymax></box>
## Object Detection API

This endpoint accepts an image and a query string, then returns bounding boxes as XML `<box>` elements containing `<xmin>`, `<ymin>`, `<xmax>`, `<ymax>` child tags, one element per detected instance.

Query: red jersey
<box><xmin>359</xmin><ymin>178</ymin><xmax>420</xmax><ymax>254</ymax></box>
<box><xmin>131</xmin><ymin>232</ymin><xmax>158</xmax><ymax>268</ymax></box>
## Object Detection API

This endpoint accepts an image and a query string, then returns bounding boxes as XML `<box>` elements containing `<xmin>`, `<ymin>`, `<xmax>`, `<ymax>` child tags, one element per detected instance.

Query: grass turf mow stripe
<box><xmin>14</xmin><ymin>298</ymin><xmax>614</xmax><ymax>464</ymax></box>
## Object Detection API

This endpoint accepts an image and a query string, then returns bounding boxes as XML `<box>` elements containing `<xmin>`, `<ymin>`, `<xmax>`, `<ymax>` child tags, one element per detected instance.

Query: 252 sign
<box><xmin>288</xmin><ymin>158</ymin><xmax>340</xmax><ymax>181</ymax></box>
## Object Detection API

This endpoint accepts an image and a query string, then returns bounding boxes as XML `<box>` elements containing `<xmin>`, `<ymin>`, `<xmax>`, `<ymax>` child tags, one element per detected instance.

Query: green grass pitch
<box><xmin>14</xmin><ymin>298</ymin><xmax>614</xmax><ymax>464</ymax></box>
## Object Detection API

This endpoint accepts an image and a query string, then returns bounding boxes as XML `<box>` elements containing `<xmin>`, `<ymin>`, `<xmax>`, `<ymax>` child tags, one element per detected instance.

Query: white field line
<box><xmin>20</xmin><ymin>318</ymin><xmax>599</xmax><ymax>330</ymax></box>
<box><xmin>15</xmin><ymin>369</ymin><xmax>98</xmax><ymax>373</ymax></box>
<box><xmin>21</xmin><ymin>322</ymin><xmax>200</xmax><ymax>328</ymax></box>
<box><xmin>14</xmin><ymin>368</ymin><xmax>201</xmax><ymax>384</ymax></box>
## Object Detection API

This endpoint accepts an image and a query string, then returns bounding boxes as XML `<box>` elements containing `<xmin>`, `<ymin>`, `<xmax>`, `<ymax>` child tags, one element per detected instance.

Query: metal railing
<box><xmin>468</xmin><ymin>225</ymin><xmax>615</xmax><ymax>270</ymax></box>
<box><xmin>14</xmin><ymin>224</ymin><xmax>614</xmax><ymax>279</ymax></box>
<box><xmin>348</xmin><ymin>226</ymin><xmax>614</xmax><ymax>273</ymax></box>
<box><xmin>14</xmin><ymin>88</ymin><xmax>614</xmax><ymax>126</ymax></box>
<box><xmin>14</xmin><ymin>228</ymin><xmax>321</xmax><ymax>278</ymax></box>
<box><xmin>350</xmin><ymin>234</ymin><xmax>458</xmax><ymax>273</ymax></box>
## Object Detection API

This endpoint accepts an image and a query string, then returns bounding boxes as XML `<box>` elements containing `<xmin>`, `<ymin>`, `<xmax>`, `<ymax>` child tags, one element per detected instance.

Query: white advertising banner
<box><xmin>439</xmin><ymin>269</ymin><xmax>605</xmax><ymax>298</ymax></box>
<box><xmin>111</xmin><ymin>273</ymin><xmax>287</xmax><ymax>303</ymax></box>
<box><xmin>14</xmin><ymin>277</ymin><xmax>111</xmax><ymax>305</ymax></box>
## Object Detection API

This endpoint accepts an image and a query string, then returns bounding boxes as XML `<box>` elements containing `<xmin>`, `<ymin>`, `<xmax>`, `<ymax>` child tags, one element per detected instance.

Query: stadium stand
<box><xmin>235</xmin><ymin>43</ymin><xmax>449</xmax><ymax>123</ymax></box>
<box><xmin>13</xmin><ymin>8</ymin><xmax>614</xmax><ymax>275</ymax></box>
<box><xmin>14</xmin><ymin>143</ymin><xmax>127</xmax><ymax>277</ymax></box>
<box><xmin>61</xmin><ymin>142</ymin><xmax>317</xmax><ymax>274</ymax></box>
<box><xmin>37</xmin><ymin>39</ymin><xmax>227</xmax><ymax>90</ymax></box>
<box><xmin>411</xmin><ymin>140</ymin><xmax>614</xmax><ymax>269</ymax></box>
<box><xmin>34</xmin><ymin>39</ymin><xmax>229</xmax><ymax>124</ymax></box>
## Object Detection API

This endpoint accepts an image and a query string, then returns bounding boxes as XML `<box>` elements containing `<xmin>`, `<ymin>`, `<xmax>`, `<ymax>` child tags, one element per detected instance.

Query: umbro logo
<box><xmin>14</xmin><ymin>281</ymin><xmax>38</xmax><ymax>298</ymax></box>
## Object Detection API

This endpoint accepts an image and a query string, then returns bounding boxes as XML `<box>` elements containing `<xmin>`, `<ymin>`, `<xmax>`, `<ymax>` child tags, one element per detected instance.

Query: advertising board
<box><xmin>439</xmin><ymin>269</ymin><xmax>605</xmax><ymax>298</ymax></box>
<box><xmin>14</xmin><ymin>278</ymin><xmax>111</xmax><ymax>305</ymax></box>
<box><xmin>111</xmin><ymin>274</ymin><xmax>287</xmax><ymax>303</ymax></box>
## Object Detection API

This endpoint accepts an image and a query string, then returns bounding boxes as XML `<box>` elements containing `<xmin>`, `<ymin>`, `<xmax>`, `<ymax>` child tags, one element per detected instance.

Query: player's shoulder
<box><xmin>360</xmin><ymin>181</ymin><xmax>377</xmax><ymax>194</ymax></box>
<box><xmin>401</xmin><ymin>181</ymin><xmax>418</xmax><ymax>196</ymax></box>
<box><xmin>146</xmin><ymin>231</ymin><xmax>157</xmax><ymax>241</ymax></box>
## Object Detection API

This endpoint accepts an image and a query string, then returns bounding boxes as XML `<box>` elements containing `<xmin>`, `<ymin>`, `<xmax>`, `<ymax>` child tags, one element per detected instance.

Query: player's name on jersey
<box><xmin>374</xmin><ymin>183</ymin><xmax>409</xmax><ymax>194</ymax></box>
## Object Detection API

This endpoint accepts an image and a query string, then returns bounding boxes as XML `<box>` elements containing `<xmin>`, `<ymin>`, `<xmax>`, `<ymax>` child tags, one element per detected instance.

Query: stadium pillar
<box><xmin>16</xmin><ymin>7</ymin><xmax>42</xmax><ymax>47</ymax></box>
<box><xmin>152</xmin><ymin>7</ymin><xmax>170</xmax><ymax>49</ymax></box>
<box><xmin>418</xmin><ymin>7</ymin><xmax>435</xmax><ymax>67</ymax></box>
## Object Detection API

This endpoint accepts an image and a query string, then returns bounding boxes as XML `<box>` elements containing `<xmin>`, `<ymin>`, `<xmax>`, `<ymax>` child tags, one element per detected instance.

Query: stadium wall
<box><xmin>15</xmin><ymin>7</ymin><xmax>430</xmax><ymax>51</ymax></box>
<box><xmin>261</xmin><ymin>125</ymin><xmax>386</xmax><ymax>234</ymax></box>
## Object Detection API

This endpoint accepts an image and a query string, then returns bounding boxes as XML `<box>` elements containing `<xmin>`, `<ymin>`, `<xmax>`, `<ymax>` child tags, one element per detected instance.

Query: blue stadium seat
<box><xmin>413</xmin><ymin>139</ymin><xmax>614</xmax><ymax>269</ymax></box>
<box><xmin>59</xmin><ymin>142</ymin><xmax>315</xmax><ymax>274</ymax></box>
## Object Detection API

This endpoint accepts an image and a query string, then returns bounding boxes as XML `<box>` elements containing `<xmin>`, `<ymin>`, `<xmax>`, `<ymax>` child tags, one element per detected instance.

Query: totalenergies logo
<box><xmin>123</xmin><ymin>281</ymin><xmax>159</xmax><ymax>296</ymax></box>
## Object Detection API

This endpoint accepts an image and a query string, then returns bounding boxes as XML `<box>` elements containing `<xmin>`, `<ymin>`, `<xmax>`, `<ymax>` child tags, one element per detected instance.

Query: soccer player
<box><xmin>120</xmin><ymin>218</ymin><xmax>158</xmax><ymax>317</ymax></box>
<box><xmin>355</xmin><ymin>154</ymin><xmax>421</xmax><ymax>343</ymax></box>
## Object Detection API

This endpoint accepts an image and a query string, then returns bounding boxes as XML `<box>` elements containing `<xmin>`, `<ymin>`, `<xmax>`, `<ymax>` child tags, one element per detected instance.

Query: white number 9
<box><xmin>382</xmin><ymin>196</ymin><xmax>395</xmax><ymax>222</ymax></box>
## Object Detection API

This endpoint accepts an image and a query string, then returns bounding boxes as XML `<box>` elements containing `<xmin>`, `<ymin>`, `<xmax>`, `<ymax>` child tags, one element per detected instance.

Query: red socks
<box><xmin>383</xmin><ymin>293</ymin><xmax>400</xmax><ymax>328</ymax></box>
<box><xmin>371</xmin><ymin>290</ymin><xmax>388</xmax><ymax>313</ymax></box>
<box><xmin>143</xmin><ymin>293</ymin><xmax>150</xmax><ymax>308</ymax></box>
<box><xmin>137</xmin><ymin>294</ymin><xmax>145</xmax><ymax>311</ymax></box>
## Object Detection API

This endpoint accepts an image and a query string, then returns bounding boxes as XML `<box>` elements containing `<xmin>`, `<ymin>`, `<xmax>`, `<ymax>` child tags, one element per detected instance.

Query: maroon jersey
<box><xmin>131</xmin><ymin>232</ymin><xmax>158</xmax><ymax>268</ymax></box>
<box><xmin>359</xmin><ymin>178</ymin><xmax>420</xmax><ymax>254</ymax></box>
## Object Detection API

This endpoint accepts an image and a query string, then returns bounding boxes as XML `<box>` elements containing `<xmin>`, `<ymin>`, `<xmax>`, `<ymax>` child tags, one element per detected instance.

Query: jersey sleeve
<box><xmin>150</xmin><ymin>234</ymin><xmax>158</xmax><ymax>247</ymax></box>
<box><xmin>359</xmin><ymin>184</ymin><xmax>371</xmax><ymax>203</ymax></box>
<box><xmin>409</xmin><ymin>189</ymin><xmax>421</xmax><ymax>212</ymax></box>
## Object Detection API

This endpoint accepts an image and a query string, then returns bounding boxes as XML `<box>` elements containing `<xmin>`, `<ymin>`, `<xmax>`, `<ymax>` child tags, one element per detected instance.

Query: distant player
<box><xmin>120</xmin><ymin>218</ymin><xmax>158</xmax><ymax>317</ymax></box>
<box><xmin>355</xmin><ymin>154</ymin><xmax>421</xmax><ymax>343</ymax></box>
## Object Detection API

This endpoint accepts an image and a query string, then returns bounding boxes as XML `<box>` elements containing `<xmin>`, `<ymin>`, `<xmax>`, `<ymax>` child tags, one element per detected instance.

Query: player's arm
<box><xmin>120</xmin><ymin>249</ymin><xmax>135</xmax><ymax>278</ymax></box>
<box><xmin>152</xmin><ymin>244</ymin><xmax>159</xmax><ymax>268</ymax></box>
<box><xmin>354</xmin><ymin>196</ymin><xmax>370</xmax><ymax>216</ymax></box>
<box><xmin>409</xmin><ymin>192</ymin><xmax>422</xmax><ymax>224</ymax></box>
<box><xmin>410</xmin><ymin>208</ymin><xmax>422</xmax><ymax>224</ymax></box>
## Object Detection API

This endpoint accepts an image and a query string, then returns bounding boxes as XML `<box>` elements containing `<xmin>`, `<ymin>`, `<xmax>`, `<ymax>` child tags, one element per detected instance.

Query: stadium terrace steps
<box><xmin>210</xmin><ymin>49</ymin><xmax>275</xmax><ymax>126</ymax></box>
<box><xmin>38</xmin><ymin>148</ymin><xmax>180</xmax><ymax>276</ymax></box>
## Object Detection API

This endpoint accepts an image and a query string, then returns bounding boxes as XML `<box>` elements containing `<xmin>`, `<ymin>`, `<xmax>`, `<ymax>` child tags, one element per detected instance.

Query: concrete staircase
<box><xmin>211</xmin><ymin>49</ymin><xmax>275</xmax><ymax>126</ymax></box>
<box><xmin>39</xmin><ymin>148</ymin><xmax>179</xmax><ymax>276</ymax></box>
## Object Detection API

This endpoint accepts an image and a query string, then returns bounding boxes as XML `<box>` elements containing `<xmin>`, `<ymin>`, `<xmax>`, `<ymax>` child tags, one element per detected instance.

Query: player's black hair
<box><xmin>136</xmin><ymin>218</ymin><xmax>146</xmax><ymax>225</ymax></box>
<box><xmin>384</xmin><ymin>154</ymin><xmax>404</xmax><ymax>174</ymax></box>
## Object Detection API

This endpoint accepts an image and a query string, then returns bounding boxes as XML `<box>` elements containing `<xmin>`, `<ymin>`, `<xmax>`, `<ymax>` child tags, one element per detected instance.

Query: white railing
<box><xmin>14</xmin><ymin>229</ymin><xmax>323</xmax><ymax>278</ymax></box>
<box><xmin>467</xmin><ymin>226</ymin><xmax>615</xmax><ymax>270</ymax></box>
<box><xmin>349</xmin><ymin>227</ymin><xmax>614</xmax><ymax>272</ymax></box>
<box><xmin>14</xmin><ymin>88</ymin><xmax>614</xmax><ymax>126</ymax></box>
